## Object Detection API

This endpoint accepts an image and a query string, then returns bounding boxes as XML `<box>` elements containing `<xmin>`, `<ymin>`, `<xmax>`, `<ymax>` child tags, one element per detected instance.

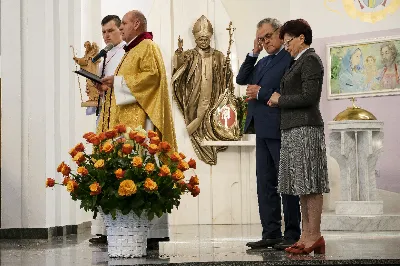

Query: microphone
<box><xmin>92</xmin><ymin>43</ymin><xmax>114</xmax><ymax>63</ymax></box>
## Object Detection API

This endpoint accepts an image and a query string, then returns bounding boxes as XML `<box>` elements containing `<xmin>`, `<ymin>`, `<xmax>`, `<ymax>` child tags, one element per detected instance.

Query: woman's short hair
<box><xmin>279</xmin><ymin>19</ymin><xmax>312</xmax><ymax>45</ymax></box>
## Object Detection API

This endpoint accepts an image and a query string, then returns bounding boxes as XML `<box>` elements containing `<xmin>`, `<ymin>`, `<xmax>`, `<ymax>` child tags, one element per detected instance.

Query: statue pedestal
<box><xmin>322</xmin><ymin>120</ymin><xmax>400</xmax><ymax>231</ymax></box>
<box><xmin>202</xmin><ymin>134</ymin><xmax>256</xmax><ymax>147</ymax></box>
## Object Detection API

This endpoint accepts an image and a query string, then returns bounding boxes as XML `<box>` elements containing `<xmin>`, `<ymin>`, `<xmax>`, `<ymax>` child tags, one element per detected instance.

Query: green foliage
<box><xmin>236</xmin><ymin>95</ymin><xmax>248</xmax><ymax>136</ymax></box>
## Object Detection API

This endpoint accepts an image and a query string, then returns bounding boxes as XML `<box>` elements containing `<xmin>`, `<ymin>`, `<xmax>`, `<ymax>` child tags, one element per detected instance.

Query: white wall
<box><xmin>1</xmin><ymin>0</ymin><xmax>93</xmax><ymax>229</ymax></box>
<box><xmin>222</xmin><ymin>0</ymin><xmax>290</xmax><ymax>62</ymax></box>
<box><xmin>290</xmin><ymin>0</ymin><xmax>400</xmax><ymax>38</ymax></box>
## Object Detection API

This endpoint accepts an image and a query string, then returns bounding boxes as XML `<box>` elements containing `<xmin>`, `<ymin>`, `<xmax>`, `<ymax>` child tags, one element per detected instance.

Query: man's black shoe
<box><xmin>273</xmin><ymin>238</ymin><xmax>297</xmax><ymax>250</ymax></box>
<box><xmin>147</xmin><ymin>237</ymin><xmax>170</xmax><ymax>250</ymax></box>
<box><xmin>246</xmin><ymin>238</ymin><xmax>283</xmax><ymax>249</ymax></box>
<box><xmin>89</xmin><ymin>234</ymin><xmax>107</xmax><ymax>244</ymax></box>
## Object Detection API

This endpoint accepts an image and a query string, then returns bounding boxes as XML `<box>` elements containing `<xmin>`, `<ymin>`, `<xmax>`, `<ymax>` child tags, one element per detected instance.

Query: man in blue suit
<box><xmin>236</xmin><ymin>18</ymin><xmax>301</xmax><ymax>250</ymax></box>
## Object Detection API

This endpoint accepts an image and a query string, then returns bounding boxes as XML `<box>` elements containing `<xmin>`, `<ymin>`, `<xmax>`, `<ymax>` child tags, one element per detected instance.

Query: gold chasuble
<box><xmin>97</xmin><ymin>33</ymin><xmax>177</xmax><ymax>152</ymax></box>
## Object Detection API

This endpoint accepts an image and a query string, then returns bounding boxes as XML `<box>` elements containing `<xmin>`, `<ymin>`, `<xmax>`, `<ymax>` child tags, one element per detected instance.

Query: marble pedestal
<box><xmin>323</xmin><ymin>120</ymin><xmax>400</xmax><ymax>231</ymax></box>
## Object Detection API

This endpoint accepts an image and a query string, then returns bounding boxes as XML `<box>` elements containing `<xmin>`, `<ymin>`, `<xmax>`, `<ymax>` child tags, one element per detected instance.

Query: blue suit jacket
<box><xmin>236</xmin><ymin>50</ymin><xmax>292</xmax><ymax>139</ymax></box>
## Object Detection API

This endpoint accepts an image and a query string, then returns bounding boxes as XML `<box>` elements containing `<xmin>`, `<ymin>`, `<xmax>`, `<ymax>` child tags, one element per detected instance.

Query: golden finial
<box><xmin>351</xmin><ymin>97</ymin><xmax>359</xmax><ymax>108</ymax></box>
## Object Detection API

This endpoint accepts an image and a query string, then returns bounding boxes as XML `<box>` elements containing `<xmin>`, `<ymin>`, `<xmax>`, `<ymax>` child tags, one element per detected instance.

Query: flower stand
<box><xmin>101</xmin><ymin>210</ymin><xmax>149</xmax><ymax>258</ymax></box>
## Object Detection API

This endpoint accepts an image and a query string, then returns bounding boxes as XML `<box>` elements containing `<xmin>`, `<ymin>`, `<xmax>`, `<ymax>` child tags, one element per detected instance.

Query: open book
<box><xmin>74</xmin><ymin>68</ymin><xmax>102</xmax><ymax>84</ymax></box>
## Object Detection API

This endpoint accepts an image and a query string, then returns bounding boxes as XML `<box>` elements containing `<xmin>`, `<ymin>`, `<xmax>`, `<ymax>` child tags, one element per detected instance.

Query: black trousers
<box><xmin>256</xmin><ymin>137</ymin><xmax>301</xmax><ymax>240</ymax></box>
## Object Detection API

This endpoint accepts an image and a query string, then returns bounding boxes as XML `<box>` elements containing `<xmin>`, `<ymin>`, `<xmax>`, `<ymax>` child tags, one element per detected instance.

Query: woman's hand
<box><xmin>268</xmin><ymin>92</ymin><xmax>281</xmax><ymax>107</ymax></box>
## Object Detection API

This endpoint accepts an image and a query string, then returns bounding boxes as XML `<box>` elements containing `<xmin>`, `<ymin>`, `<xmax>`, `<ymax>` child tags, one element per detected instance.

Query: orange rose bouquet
<box><xmin>46</xmin><ymin>124</ymin><xmax>199</xmax><ymax>220</ymax></box>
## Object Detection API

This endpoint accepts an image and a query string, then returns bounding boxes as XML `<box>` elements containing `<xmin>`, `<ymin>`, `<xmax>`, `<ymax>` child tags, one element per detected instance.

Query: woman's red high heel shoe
<box><xmin>284</xmin><ymin>242</ymin><xmax>304</xmax><ymax>252</ymax></box>
<box><xmin>302</xmin><ymin>236</ymin><xmax>325</xmax><ymax>254</ymax></box>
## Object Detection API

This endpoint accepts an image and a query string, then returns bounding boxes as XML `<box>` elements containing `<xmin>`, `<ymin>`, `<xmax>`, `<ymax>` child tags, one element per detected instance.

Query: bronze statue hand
<box><xmin>177</xmin><ymin>35</ymin><xmax>183</xmax><ymax>52</ymax></box>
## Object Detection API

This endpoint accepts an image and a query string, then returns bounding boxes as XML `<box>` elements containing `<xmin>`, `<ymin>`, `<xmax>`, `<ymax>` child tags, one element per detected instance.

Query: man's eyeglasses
<box><xmin>283</xmin><ymin>37</ymin><xmax>295</xmax><ymax>47</ymax></box>
<box><xmin>258</xmin><ymin>27</ymin><xmax>279</xmax><ymax>42</ymax></box>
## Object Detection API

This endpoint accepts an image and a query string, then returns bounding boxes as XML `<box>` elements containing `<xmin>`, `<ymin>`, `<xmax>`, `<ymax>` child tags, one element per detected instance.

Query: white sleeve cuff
<box><xmin>114</xmin><ymin>76</ymin><xmax>137</xmax><ymax>106</ymax></box>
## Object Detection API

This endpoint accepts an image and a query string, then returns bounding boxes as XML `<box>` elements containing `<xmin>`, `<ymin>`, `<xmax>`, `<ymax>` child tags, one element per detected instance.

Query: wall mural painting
<box><xmin>324</xmin><ymin>0</ymin><xmax>400</xmax><ymax>23</ymax></box>
<box><xmin>327</xmin><ymin>36</ymin><xmax>400</xmax><ymax>99</ymax></box>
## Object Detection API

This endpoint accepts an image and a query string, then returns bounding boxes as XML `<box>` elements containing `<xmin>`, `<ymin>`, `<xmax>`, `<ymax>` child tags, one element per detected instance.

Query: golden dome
<box><xmin>333</xmin><ymin>98</ymin><xmax>377</xmax><ymax>121</ymax></box>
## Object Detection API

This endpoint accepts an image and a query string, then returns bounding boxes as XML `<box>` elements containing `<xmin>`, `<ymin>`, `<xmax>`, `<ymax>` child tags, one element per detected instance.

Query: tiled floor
<box><xmin>1</xmin><ymin>224</ymin><xmax>400</xmax><ymax>265</ymax></box>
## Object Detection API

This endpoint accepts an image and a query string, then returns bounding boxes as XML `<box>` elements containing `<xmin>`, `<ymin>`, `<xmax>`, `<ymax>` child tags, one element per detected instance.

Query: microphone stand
<box><xmin>96</xmin><ymin>54</ymin><xmax>107</xmax><ymax>117</ymax></box>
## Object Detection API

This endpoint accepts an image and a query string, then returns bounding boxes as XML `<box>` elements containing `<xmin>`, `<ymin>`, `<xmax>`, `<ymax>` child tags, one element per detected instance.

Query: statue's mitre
<box><xmin>192</xmin><ymin>15</ymin><xmax>213</xmax><ymax>39</ymax></box>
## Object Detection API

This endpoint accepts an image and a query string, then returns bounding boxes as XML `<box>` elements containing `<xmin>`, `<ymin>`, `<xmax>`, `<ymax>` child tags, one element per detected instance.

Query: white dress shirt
<box><xmin>86</xmin><ymin>41</ymin><xmax>126</xmax><ymax>121</ymax></box>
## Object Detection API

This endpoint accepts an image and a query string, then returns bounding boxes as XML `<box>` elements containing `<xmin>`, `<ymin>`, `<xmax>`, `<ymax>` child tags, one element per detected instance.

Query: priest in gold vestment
<box><xmin>97</xmin><ymin>10</ymin><xmax>176</xmax><ymax>244</ymax></box>
<box><xmin>172</xmin><ymin>15</ymin><xmax>231</xmax><ymax>165</ymax></box>
<box><xmin>98</xmin><ymin>11</ymin><xmax>177</xmax><ymax>153</ymax></box>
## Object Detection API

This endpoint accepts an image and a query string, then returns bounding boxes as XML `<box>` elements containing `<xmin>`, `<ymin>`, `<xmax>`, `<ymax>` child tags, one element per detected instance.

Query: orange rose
<box><xmin>57</xmin><ymin>162</ymin><xmax>71</xmax><ymax>176</ymax></box>
<box><xmin>159</xmin><ymin>165</ymin><xmax>171</xmax><ymax>177</ymax></box>
<box><xmin>116</xmin><ymin>137</ymin><xmax>126</xmax><ymax>143</ymax></box>
<box><xmin>102</xmin><ymin>142</ymin><xmax>114</xmax><ymax>153</ymax></box>
<box><xmin>128</xmin><ymin>130</ymin><xmax>138</xmax><ymax>140</ymax></box>
<box><xmin>140</xmin><ymin>142</ymin><xmax>148</xmax><ymax>149</ymax></box>
<box><xmin>191</xmin><ymin>185</ymin><xmax>200</xmax><ymax>197</ymax></box>
<box><xmin>69</xmin><ymin>148</ymin><xmax>78</xmax><ymax>158</ymax></box>
<box><xmin>172</xmin><ymin>169</ymin><xmax>184</xmax><ymax>181</ymax></box>
<box><xmin>189</xmin><ymin>175</ymin><xmax>199</xmax><ymax>186</ymax></box>
<box><xmin>115</xmin><ymin>168</ymin><xmax>125</xmax><ymax>179</ymax></box>
<box><xmin>46</xmin><ymin>178</ymin><xmax>55</xmax><ymax>188</ymax></box>
<box><xmin>170</xmin><ymin>152</ymin><xmax>182</xmax><ymax>162</ymax></box>
<box><xmin>61</xmin><ymin>164</ymin><xmax>71</xmax><ymax>176</ymax></box>
<box><xmin>159</xmin><ymin>141</ymin><xmax>171</xmax><ymax>153</ymax></box>
<box><xmin>73</xmin><ymin>152</ymin><xmax>85</xmax><ymax>164</ymax></box>
<box><xmin>88</xmin><ymin>135</ymin><xmax>100</xmax><ymax>146</ymax></box>
<box><xmin>188</xmin><ymin>158</ymin><xmax>197</xmax><ymax>169</ymax></box>
<box><xmin>176</xmin><ymin>180</ymin><xmax>186</xmax><ymax>191</ymax></box>
<box><xmin>145</xmin><ymin>163</ymin><xmax>155</xmax><ymax>173</ymax></box>
<box><xmin>147</xmin><ymin>130</ymin><xmax>158</xmax><ymax>138</ymax></box>
<box><xmin>57</xmin><ymin>161</ymin><xmax>67</xmax><ymax>172</ymax></box>
<box><xmin>179</xmin><ymin>152</ymin><xmax>186</xmax><ymax>159</ymax></box>
<box><xmin>186</xmin><ymin>183</ymin><xmax>193</xmax><ymax>192</ymax></box>
<box><xmin>150</xmin><ymin>136</ymin><xmax>160</xmax><ymax>145</ymax></box>
<box><xmin>144</xmin><ymin>178</ymin><xmax>158</xmax><ymax>192</ymax></box>
<box><xmin>62</xmin><ymin>177</ymin><xmax>70</xmax><ymax>185</ymax></box>
<box><xmin>132</xmin><ymin>156</ymin><xmax>143</xmax><ymax>167</ymax></box>
<box><xmin>177</xmin><ymin>160</ymin><xmax>189</xmax><ymax>171</ymax></box>
<box><xmin>105</xmin><ymin>129</ymin><xmax>118</xmax><ymax>139</ymax></box>
<box><xmin>74</xmin><ymin>143</ymin><xmax>85</xmax><ymax>152</ymax></box>
<box><xmin>77</xmin><ymin>166</ymin><xmax>88</xmax><ymax>176</ymax></box>
<box><xmin>134</xmin><ymin>133</ymin><xmax>146</xmax><ymax>144</ymax></box>
<box><xmin>83</xmin><ymin>132</ymin><xmax>96</xmax><ymax>141</ymax></box>
<box><xmin>98</xmin><ymin>132</ymin><xmax>107</xmax><ymax>141</ymax></box>
<box><xmin>89</xmin><ymin>182</ymin><xmax>102</xmax><ymax>196</ymax></box>
<box><xmin>114</xmin><ymin>124</ymin><xmax>126</xmax><ymax>133</ymax></box>
<box><xmin>147</xmin><ymin>144</ymin><xmax>159</xmax><ymax>155</ymax></box>
<box><xmin>94</xmin><ymin>159</ymin><xmax>105</xmax><ymax>169</ymax></box>
<box><xmin>66</xmin><ymin>179</ymin><xmax>78</xmax><ymax>192</ymax></box>
<box><xmin>122</xmin><ymin>144</ymin><xmax>133</xmax><ymax>155</ymax></box>
<box><xmin>118</xmin><ymin>180</ymin><xmax>137</xmax><ymax>196</ymax></box>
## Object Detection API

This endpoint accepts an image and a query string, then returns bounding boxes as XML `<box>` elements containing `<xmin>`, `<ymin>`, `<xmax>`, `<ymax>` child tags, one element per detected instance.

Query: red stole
<box><xmin>123</xmin><ymin>32</ymin><xmax>153</xmax><ymax>52</ymax></box>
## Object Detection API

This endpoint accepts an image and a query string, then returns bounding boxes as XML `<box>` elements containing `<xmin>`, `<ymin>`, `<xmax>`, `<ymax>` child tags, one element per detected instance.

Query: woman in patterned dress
<box><xmin>268</xmin><ymin>19</ymin><xmax>330</xmax><ymax>254</ymax></box>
